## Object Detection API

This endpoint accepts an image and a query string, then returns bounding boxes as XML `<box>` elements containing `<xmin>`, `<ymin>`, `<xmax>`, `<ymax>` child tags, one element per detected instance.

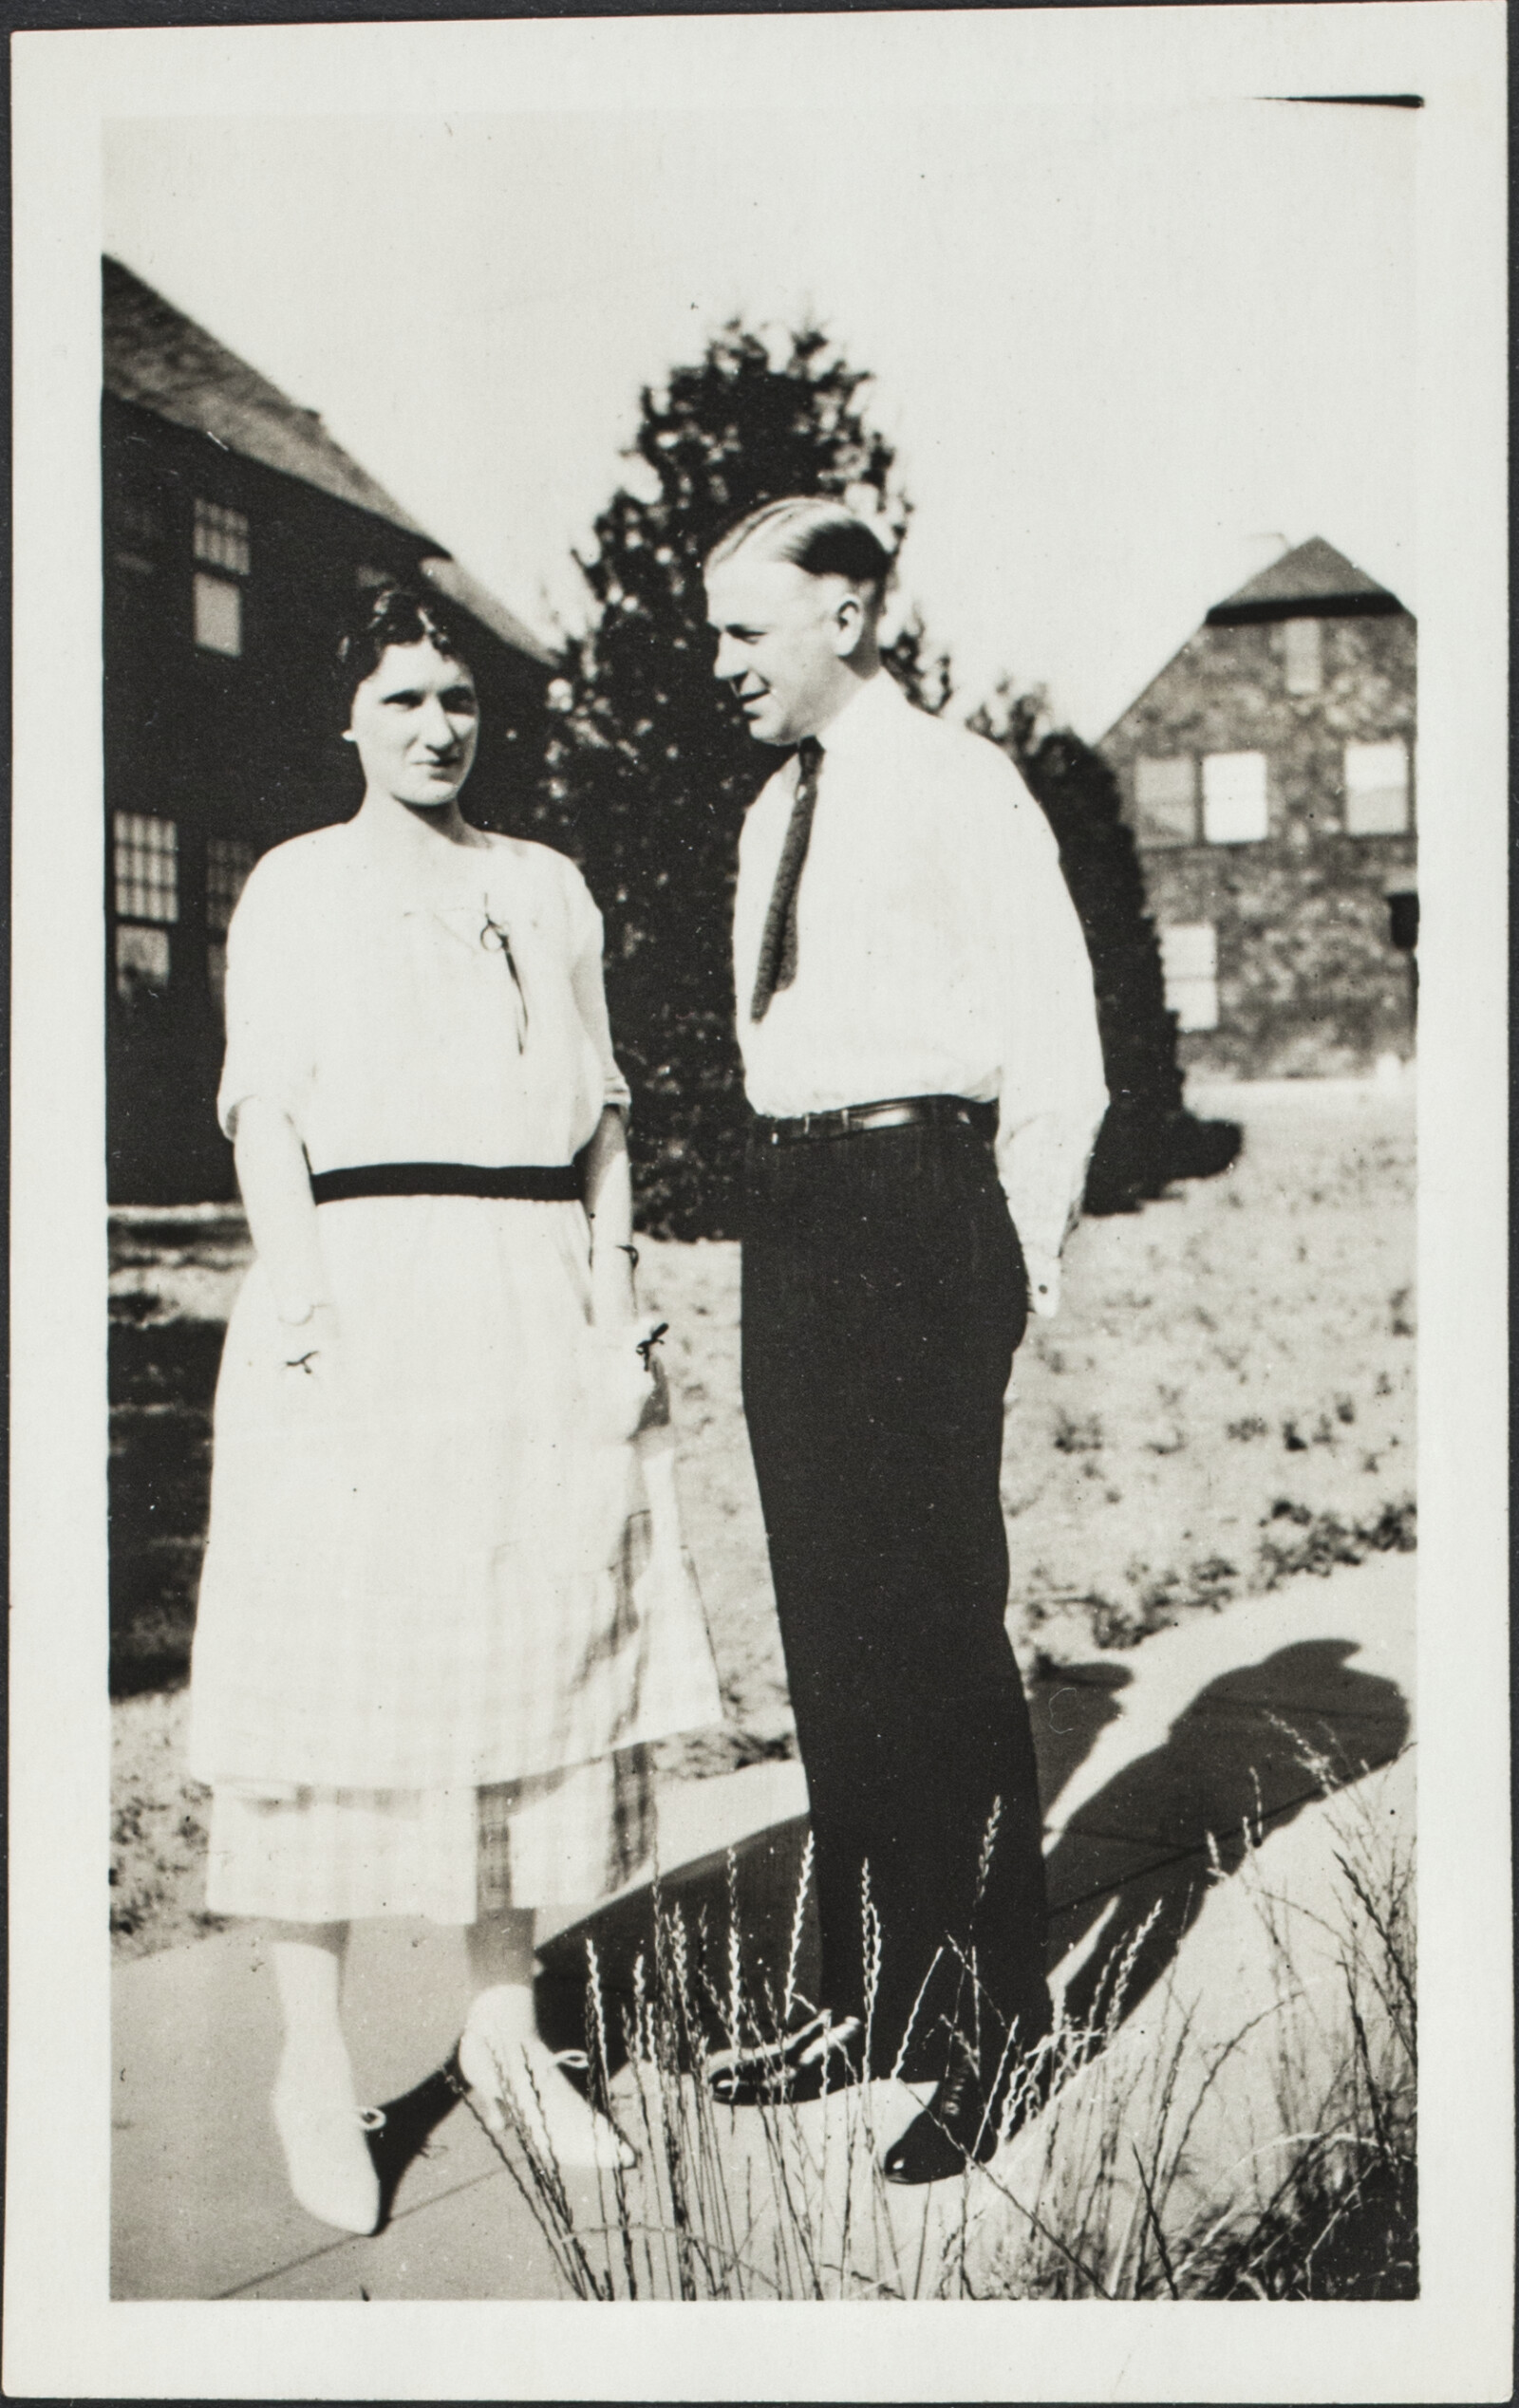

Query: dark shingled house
<box><xmin>103</xmin><ymin>255</ymin><xmax>553</xmax><ymax>1201</ymax></box>
<box><xmin>1097</xmin><ymin>538</ymin><xmax>1416</xmax><ymax>1079</ymax></box>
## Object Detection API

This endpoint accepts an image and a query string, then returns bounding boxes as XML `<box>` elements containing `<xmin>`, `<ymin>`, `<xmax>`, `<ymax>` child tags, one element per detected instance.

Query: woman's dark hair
<box><xmin>333</xmin><ymin>584</ymin><xmax>473</xmax><ymax>718</ymax></box>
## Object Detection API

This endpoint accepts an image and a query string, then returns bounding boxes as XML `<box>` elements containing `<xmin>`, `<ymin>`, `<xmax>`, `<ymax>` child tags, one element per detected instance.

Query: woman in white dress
<box><xmin>188</xmin><ymin>586</ymin><xmax>720</xmax><ymax>2233</ymax></box>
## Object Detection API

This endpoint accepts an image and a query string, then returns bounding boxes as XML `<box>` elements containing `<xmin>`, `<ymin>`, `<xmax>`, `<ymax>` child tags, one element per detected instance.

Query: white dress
<box><xmin>187</xmin><ymin>815</ymin><xmax>723</xmax><ymax>1922</ymax></box>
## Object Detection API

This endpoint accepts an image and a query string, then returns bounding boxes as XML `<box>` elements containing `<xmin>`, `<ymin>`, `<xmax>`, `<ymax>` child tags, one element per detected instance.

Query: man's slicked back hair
<box><xmin>705</xmin><ymin>496</ymin><xmax>893</xmax><ymax>607</ymax></box>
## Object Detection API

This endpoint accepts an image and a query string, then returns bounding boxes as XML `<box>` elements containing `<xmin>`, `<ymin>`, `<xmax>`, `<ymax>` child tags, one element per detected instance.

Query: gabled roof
<box><xmin>103</xmin><ymin>254</ymin><xmax>435</xmax><ymax>539</ymax></box>
<box><xmin>1206</xmin><ymin>537</ymin><xmax>1404</xmax><ymax>625</ymax></box>
<box><xmin>103</xmin><ymin>256</ymin><xmax>553</xmax><ymax>671</ymax></box>
<box><xmin>419</xmin><ymin>555</ymin><xmax>554</xmax><ymax>669</ymax></box>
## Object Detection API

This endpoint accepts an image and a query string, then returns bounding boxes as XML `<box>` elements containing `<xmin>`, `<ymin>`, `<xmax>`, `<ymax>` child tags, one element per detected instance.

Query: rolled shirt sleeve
<box><xmin>978</xmin><ymin>756</ymin><xmax>1109</xmax><ymax>1316</ymax></box>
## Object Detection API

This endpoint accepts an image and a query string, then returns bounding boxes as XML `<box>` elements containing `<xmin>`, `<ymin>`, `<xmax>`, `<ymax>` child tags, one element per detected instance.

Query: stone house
<box><xmin>1097</xmin><ymin>538</ymin><xmax>1416</xmax><ymax>1078</ymax></box>
<box><xmin>103</xmin><ymin>256</ymin><xmax>553</xmax><ymax>1201</ymax></box>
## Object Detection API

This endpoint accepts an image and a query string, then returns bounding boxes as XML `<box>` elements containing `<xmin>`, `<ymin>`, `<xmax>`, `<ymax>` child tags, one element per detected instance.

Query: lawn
<box><xmin>109</xmin><ymin>1078</ymin><xmax>1415</xmax><ymax>1957</ymax></box>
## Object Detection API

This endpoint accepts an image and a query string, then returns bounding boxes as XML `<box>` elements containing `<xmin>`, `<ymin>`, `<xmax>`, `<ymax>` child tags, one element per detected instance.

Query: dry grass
<box><xmin>649</xmin><ymin>1077</ymin><xmax>1416</xmax><ymax>1737</ymax></box>
<box><xmin>455</xmin><ymin>1740</ymin><xmax>1416</xmax><ymax>2300</ymax></box>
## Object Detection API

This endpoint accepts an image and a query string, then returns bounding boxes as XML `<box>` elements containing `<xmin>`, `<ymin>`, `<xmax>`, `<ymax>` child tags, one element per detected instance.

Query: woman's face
<box><xmin>347</xmin><ymin>640</ymin><xmax>479</xmax><ymax>809</ymax></box>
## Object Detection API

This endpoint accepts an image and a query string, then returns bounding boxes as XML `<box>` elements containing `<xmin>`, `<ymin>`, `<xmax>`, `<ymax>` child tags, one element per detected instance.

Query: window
<box><xmin>194</xmin><ymin>571</ymin><xmax>243</xmax><ymax>657</ymax></box>
<box><xmin>193</xmin><ymin>500</ymin><xmax>250</xmax><ymax>656</ymax></box>
<box><xmin>116</xmin><ymin>924</ymin><xmax>171</xmax><ymax>999</ymax></box>
<box><xmin>118</xmin><ymin>493</ymin><xmax>165</xmax><ymax>549</ymax></box>
<box><xmin>111</xmin><ymin>484</ymin><xmax>165</xmax><ymax>577</ymax></box>
<box><xmin>1283</xmin><ymin>617</ymin><xmax>1322</xmax><ymax>696</ymax></box>
<box><xmin>1134</xmin><ymin>756</ymin><xmax>1198</xmax><ymax>847</ymax></box>
<box><xmin>194</xmin><ymin>498</ymin><xmax>251</xmax><ymax>577</ymax></box>
<box><xmin>1202</xmin><ymin>751</ymin><xmax>1268</xmax><ymax>845</ymax></box>
<box><xmin>1344</xmin><ymin>739</ymin><xmax>1410</xmax><ymax>836</ymax></box>
<box><xmin>206</xmin><ymin>836</ymin><xmax>257</xmax><ymax>933</ymax></box>
<box><xmin>113</xmin><ymin>812</ymin><xmax>178</xmax><ymax>923</ymax></box>
<box><xmin>1159</xmin><ymin>923</ymin><xmax>1219</xmax><ymax>1032</ymax></box>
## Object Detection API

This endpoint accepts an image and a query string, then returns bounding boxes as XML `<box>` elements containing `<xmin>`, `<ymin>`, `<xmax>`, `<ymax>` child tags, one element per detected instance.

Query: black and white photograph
<box><xmin>6</xmin><ymin>5</ymin><xmax>1510</xmax><ymax>2398</ymax></box>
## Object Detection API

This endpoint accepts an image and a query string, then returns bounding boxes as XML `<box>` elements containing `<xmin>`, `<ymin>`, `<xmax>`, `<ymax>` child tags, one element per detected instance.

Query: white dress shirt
<box><xmin>733</xmin><ymin>668</ymin><xmax>1109</xmax><ymax>1315</ymax></box>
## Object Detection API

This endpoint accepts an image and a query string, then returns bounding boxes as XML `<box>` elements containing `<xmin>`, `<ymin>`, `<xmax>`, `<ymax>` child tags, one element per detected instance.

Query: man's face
<box><xmin>706</xmin><ymin>554</ymin><xmax>858</xmax><ymax>748</ymax></box>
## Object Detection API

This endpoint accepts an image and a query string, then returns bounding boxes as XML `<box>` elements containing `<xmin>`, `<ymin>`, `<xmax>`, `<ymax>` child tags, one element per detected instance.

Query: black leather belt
<box><xmin>751</xmin><ymin>1094</ymin><xmax>998</xmax><ymax>1147</ymax></box>
<box><xmin>309</xmin><ymin>1161</ymin><xmax>583</xmax><ymax>1204</ymax></box>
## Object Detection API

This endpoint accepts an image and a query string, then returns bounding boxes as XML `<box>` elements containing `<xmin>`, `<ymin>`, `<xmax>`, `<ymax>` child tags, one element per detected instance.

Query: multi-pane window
<box><xmin>206</xmin><ymin>836</ymin><xmax>257</xmax><ymax>933</ymax></box>
<box><xmin>1134</xmin><ymin>756</ymin><xmax>1198</xmax><ymax>848</ymax></box>
<box><xmin>119</xmin><ymin>492</ymin><xmax>165</xmax><ymax>549</ymax></box>
<box><xmin>113</xmin><ymin>812</ymin><xmax>178</xmax><ymax>924</ymax></box>
<box><xmin>1201</xmin><ymin>750</ymin><xmax>1268</xmax><ymax>845</ymax></box>
<box><xmin>111</xmin><ymin>484</ymin><xmax>165</xmax><ymax>576</ymax></box>
<box><xmin>1282</xmin><ymin>616</ymin><xmax>1323</xmax><ymax>696</ymax></box>
<box><xmin>194</xmin><ymin>499</ymin><xmax>250</xmax><ymax>657</ymax></box>
<box><xmin>1343</xmin><ymin>739</ymin><xmax>1410</xmax><ymax>836</ymax></box>
<box><xmin>194</xmin><ymin>499</ymin><xmax>252</xmax><ymax>576</ymax></box>
<box><xmin>1158</xmin><ymin>923</ymin><xmax>1219</xmax><ymax>1032</ymax></box>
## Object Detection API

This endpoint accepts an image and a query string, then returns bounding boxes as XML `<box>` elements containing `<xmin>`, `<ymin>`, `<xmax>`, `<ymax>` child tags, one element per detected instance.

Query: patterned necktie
<box><xmin>750</xmin><ymin>736</ymin><xmax>823</xmax><ymax>1022</ymax></box>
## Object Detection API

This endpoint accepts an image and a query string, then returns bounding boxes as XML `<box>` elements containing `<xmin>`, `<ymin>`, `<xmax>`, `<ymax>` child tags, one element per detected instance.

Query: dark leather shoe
<box><xmin>882</xmin><ymin>2037</ymin><xmax>1044</xmax><ymax>2185</ymax></box>
<box><xmin>707</xmin><ymin>2012</ymin><xmax>865</xmax><ymax>2108</ymax></box>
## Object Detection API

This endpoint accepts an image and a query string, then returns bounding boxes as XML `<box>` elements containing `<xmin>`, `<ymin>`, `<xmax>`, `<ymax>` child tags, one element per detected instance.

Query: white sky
<box><xmin>105</xmin><ymin>96</ymin><xmax>1414</xmax><ymax>739</ymax></box>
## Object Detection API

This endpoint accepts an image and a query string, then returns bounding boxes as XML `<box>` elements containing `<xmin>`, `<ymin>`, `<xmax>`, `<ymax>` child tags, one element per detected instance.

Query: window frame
<box><xmin>112</xmin><ymin>812</ymin><xmax>179</xmax><ymax>925</ymax></box>
<box><xmin>1133</xmin><ymin>754</ymin><xmax>1199</xmax><ymax>849</ymax></box>
<box><xmin>1343</xmin><ymin>738</ymin><xmax>1411</xmax><ymax>837</ymax></box>
<box><xmin>193</xmin><ymin>570</ymin><xmax>244</xmax><ymax>658</ymax></box>
<box><xmin>205</xmin><ymin>835</ymin><xmax>258</xmax><ymax>935</ymax></box>
<box><xmin>193</xmin><ymin>497</ymin><xmax>252</xmax><ymax>578</ymax></box>
<box><xmin>1201</xmin><ymin>750</ymin><xmax>1269</xmax><ymax>846</ymax></box>
<box><xmin>1158</xmin><ymin>920</ymin><xmax>1220</xmax><ymax>1032</ymax></box>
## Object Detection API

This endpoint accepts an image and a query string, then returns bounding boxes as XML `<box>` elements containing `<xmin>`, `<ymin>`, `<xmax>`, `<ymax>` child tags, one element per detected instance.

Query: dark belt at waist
<box><xmin>750</xmin><ymin>1094</ymin><xmax>998</xmax><ymax>1147</ymax></box>
<box><xmin>309</xmin><ymin>1161</ymin><xmax>583</xmax><ymax>1204</ymax></box>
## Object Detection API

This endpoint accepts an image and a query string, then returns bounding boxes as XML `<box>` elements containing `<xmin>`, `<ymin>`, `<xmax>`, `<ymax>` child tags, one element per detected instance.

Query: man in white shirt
<box><xmin>702</xmin><ymin>498</ymin><xmax>1109</xmax><ymax>2182</ymax></box>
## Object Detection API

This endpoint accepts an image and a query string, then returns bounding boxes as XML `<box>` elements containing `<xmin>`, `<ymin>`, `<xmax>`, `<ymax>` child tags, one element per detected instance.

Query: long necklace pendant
<box><xmin>479</xmin><ymin>903</ymin><xmax>529</xmax><ymax>1052</ymax></box>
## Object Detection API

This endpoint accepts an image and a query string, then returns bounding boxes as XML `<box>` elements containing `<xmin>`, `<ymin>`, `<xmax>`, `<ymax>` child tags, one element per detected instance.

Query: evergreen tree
<box><xmin>972</xmin><ymin>687</ymin><xmax>1241</xmax><ymax>1209</ymax></box>
<box><xmin>532</xmin><ymin>324</ymin><xmax>925</xmax><ymax>1237</ymax></box>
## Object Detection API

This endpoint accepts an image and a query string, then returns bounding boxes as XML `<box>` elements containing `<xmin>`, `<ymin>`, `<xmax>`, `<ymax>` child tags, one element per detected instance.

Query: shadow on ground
<box><xmin>345</xmin><ymin>1632</ymin><xmax>1408</xmax><ymax>2227</ymax></box>
<box><xmin>1043</xmin><ymin>1639</ymin><xmax>1409</xmax><ymax>2029</ymax></box>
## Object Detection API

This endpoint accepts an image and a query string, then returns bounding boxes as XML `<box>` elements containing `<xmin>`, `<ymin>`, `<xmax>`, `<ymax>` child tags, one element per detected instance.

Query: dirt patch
<box><xmin>111</xmin><ymin>1688</ymin><xmax>228</xmax><ymax>1960</ymax></box>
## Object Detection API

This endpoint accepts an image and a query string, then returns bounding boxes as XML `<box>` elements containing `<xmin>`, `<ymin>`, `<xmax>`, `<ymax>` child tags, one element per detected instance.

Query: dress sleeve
<box><xmin>216</xmin><ymin>851</ymin><xmax>319</xmax><ymax>1141</ymax></box>
<box><xmin>564</xmin><ymin>860</ymin><xmax>632</xmax><ymax>1115</ymax></box>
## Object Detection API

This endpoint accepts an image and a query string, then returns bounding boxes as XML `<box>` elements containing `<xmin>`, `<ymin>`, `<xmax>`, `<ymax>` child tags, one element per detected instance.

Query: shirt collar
<box><xmin>809</xmin><ymin>666</ymin><xmax>910</xmax><ymax>769</ymax></box>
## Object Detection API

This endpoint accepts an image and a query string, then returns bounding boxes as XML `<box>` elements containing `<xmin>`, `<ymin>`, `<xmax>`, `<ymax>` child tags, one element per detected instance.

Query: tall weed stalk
<box><xmin>458</xmin><ymin>1750</ymin><xmax>1416</xmax><ymax>2300</ymax></box>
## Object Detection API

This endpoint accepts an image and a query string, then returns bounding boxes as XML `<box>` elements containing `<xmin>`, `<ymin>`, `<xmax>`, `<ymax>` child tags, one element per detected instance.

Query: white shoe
<box><xmin>457</xmin><ymin>2014</ymin><xmax>636</xmax><ymax>2174</ymax></box>
<box><xmin>272</xmin><ymin>2073</ymin><xmax>384</xmax><ymax>2234</ymax></box>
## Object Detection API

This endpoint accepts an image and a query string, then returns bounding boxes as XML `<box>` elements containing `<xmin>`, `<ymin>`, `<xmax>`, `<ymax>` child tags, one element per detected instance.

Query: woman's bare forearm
<box><xmin>582</xmin><ymin>1105</ymin><xmax>636</xmax><ymax>1324</ymax></box>
<box><xmin>233</xmin><ymin>1098</ymin><xmax>328</xmax><ymax>1322</ymax></box>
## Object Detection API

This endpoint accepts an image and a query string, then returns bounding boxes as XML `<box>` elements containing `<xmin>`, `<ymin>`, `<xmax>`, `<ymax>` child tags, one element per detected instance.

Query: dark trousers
<box><xmin>741</xmin><ymin>1116</ymin><xmax>1052</xmax><ymax>2081</ymax></box>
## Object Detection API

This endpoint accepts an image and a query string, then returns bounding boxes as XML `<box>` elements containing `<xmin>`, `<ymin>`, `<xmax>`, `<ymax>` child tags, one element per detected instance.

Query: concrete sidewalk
<box><xmin>112</xmin><ymin>1553</ymin><xmax>1413</xmax><ymax>2300</ymax></box>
